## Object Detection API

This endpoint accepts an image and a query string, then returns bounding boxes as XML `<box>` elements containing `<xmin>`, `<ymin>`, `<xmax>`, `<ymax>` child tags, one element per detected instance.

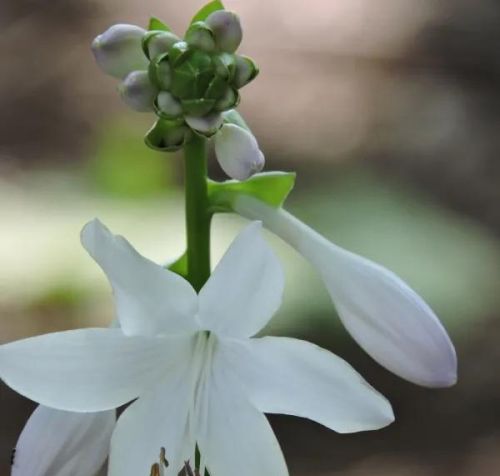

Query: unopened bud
<box><xmin>214</xmin><ymin>123</ymin><xmax>265</xmax><ymax>180</ymax></box>
<box><xmin>214</xmin><ymin>87</ymin><xmax>240</xmax><ymax>112</ymax></box>
<box><xmin>156</xmin><ymin>91</ymin><xmax>183</xmax><ymax>119</ymax></box>
<box><xmin>145</xmin><ymin>118</ymin><xmax>192</xmax><ymax>151</ymax></box>
<box><xmin>143</xmin><ymin>30</ymin><xmax>180</xmax><ymax>60</ymax></box>
<box><xmin>233</xmin><ymin>55</ymin><xmax>259</xmax><ymax>88</ymax></box>
<box><xmin>149</xmin><ymin>54</ymin><xmax>173</xmax><ymax>90</ymax></box>
<box><xmin>185</xmin><ymin>21</ymin><xmax>215</xmax><ymax>52</ymax></box>
<box><xmin>185</xmin><ymin>113</ymin><xmax>224</xmax><ymax>137</ymax></box>
<box><xmin>91</xmin><ymin>24</ymin><xmax>148</xmax><ymax>79</ymax></box>
<box><xmin>118</xmin><ymin>71</ymin><xmax>158</xmax><ymax>112</ymax></box>
<box><xmin>205</xmin><ymin>11</ymin><xmax>242</xmax><ymax>53</ymax></box>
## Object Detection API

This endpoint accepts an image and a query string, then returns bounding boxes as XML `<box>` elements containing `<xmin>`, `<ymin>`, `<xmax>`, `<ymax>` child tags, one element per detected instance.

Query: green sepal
<box><xmin>182</xmin><ymin>98</ymin><xmax>216</xmax><ymax>116</ymax></box>
<box><xmin>205</xmin><ymin>75</ymin><xmax>228</xmax><ymax>99</ymax></box>
<box><xmin>167</xmin><ymin>251</ymin><xmax>188</xmax><ymax>278</ymax></box>
<box><xmin>148</xmin><ymin>53</ymin><xmax>172</xmax><ymax>90</ymax></box>
<box><xmin>212</xmin><ymin>52</ymin><xmax>236</xmax><ymax>80</ymax></box>
<box><xmin>207</xmin><ymin>172</ymin><xmax>296</xmax><ymax>212</ymax></box>
<box><xmin>148</xmin><ymin>17</ymin><xmax>172</xmax><ymax>32</ymax></box>
<box><xmin>214</xmin><ymin>87</ymin><xmax>239</xmax><ymax>112</ymax></box>
<box><xmin>168</xmin><ymin>41</ymin><xmax>191</xmax><ymax>66</ymax></box>
<box><xmin>145</xmin><ymin>118</ymin><xmax>191</xmax><ymax>152</ymax></box>
<box><xmin>190</xmin><ymin>0</ymin><xmax>225</xmax><ymax>25</ymax></box>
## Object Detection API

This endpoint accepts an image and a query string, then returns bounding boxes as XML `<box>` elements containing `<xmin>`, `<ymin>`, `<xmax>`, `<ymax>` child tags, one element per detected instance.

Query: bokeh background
<box><xmin>1</xmin><ymin>0</ymin><xmax>500</xmax><ymax>474</ymax></box>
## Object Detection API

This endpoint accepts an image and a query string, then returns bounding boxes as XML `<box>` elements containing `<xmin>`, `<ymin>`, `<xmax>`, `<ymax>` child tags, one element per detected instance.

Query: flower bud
<box><xmin>145</xmin><ymin>118</ymin><xmax>192</xmax><ymax>151</ymax></box>
<box><xmin>205</xmin><ymin>11</ymin><xmax>242</xmax><ymax>53</ymax></box>
<box><xmin>214</xmin><ymin>87</ymin><xmax>240</xmax><ymax>112</ymax></box>
<box><xmin>185</xmin><ymin>21</ymin><xmax>215</xmax><ymax>52</ymax></box>
<box><xmin>91</xmin><ymin>24</ymin><xmax>148</xmax><ymax>79</ymax></box>
<box><xmin>143</xmin><ymin>30</ymin><xmax>180</xmax><ymax>60</ymax></box>
<box><xmin>156</xmin><ymin>91</ymin><xmax>183</xmax><ymax>119</ymax></box>
<box><xmin>149</xmin><ymin>54</ymin><xmax>173</xmax><ymax>90</ymax></box>
<box><xmin>233</xmin><ymin>55</ymin><xmax>259</xmax><ymax>88</ymax></box>
<box><xmin>185</xmin><ymin>113</ymin><xmax>224</xmax><ymax>137</ymax></box>
<box><xmin>118</xmin><ymin>71</ymin><xmax>158</xmax><ymax>112</ymax></box>
<box><xmin>214</xmin><ymin>124</ymin><xmax>265</xmax><ymax>180</ymax></box>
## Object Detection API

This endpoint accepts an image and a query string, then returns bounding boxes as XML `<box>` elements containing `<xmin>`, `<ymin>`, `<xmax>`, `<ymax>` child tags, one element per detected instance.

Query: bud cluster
<box><xmin>92</xmin><ymin>9</ymin><xmax>259</xmax><ymax>153</ymax></box>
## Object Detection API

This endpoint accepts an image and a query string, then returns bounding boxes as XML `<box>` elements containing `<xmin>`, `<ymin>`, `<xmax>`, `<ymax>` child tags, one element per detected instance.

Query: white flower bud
<box><xmin>205</xmin><ymin>11</ymin><xmax>242</xmax><ymax>53</ymax></box>
<box><xmin>118</xmin><ymin>71</ymin><xmax>158</xmax><ymax>112</ymax></box>
<box><xmin>92</xmin><ymin>24</ymin><xmax>148</xmax><ymax>79</ymax></box>
<box><xmin>214</xmin><ymin>124</ymin><xmax>264</xmax><ymax>180</ymax></box>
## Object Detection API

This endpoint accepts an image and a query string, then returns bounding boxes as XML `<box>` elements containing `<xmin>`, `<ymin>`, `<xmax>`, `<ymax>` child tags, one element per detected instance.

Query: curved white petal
<box><xmin>196</xmin><ymin>364</ymin><xmax>288</xmax><ymax>476</ymax></box>
<box><xmin>234</xmin><ymin>196</ymin><xmax>457</xmax><ymax>388</ymax></box>
<box><xmin>108</xmin><ymin>337</ymin><xmax>198</xmax><ymax>476</ymax></box>
<box><xmin>0</xmin><ymin>328</ymin><xmax>191</xmax><ymax>411</ymax></box>
<box><xmin>91</xmin><ymin>24</ymin><xmax>148</xmax><ymax>79</ymax></box>
<box><xmin>198</xmin><ymin>222</ymin><xmax>284</xmax><ymax>337</ymax></box>
<box><xmin>214</xmin><ymin>124</ymin><xmax>265</xmax><ymax>181</ymax></box>
<box><xmin>81</xmin><ymin>219</ymin><xmax>198</xmax><ymax>336</ymax></box>
<box><xmin>12</xmin><ymin>405</ymin><xmax>115</xmax><ymax>476</ymax></box>
<box><xmin>216</xmin><ymin>337</ymin><xmax>394</xmax><ymax>433</ymax></box>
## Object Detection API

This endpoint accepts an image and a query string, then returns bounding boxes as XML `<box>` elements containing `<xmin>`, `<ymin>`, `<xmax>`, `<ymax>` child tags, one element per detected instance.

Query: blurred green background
<box><xmin>1</xmin><ymin>0</ymin><xmax>500</xmax><ymax>475</ymax></box>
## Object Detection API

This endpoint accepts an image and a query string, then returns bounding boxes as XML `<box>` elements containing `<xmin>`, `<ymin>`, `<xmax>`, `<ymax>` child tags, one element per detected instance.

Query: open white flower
<box><xmin>234</xmin><ymin>195</ymin><xmax>458</xmax><ymax>388</ymax></box>
<box><xmin>0</xmin><ymin>220</ymin><xmax>393</xmax><ymax>476</ymax></box>
<box><xmin>12</xmin><ymin>405</ymin><xmax>115</xmax><ymax>476</ymax></box>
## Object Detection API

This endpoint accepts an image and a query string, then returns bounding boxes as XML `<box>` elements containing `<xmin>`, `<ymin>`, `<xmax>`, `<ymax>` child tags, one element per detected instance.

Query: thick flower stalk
<box><xmin>0</xmin><ymin>220</ymin><xmax>394</xmax><ymax>476</ymax></box>
<box><xmin>92</xmin><ymin>3</ymin><xmax>263</xmax><ymax>180</ymax></box>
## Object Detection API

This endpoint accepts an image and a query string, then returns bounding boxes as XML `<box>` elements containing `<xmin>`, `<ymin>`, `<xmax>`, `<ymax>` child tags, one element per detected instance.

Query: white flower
<box><xmin>91</xmin><ymin>24</ymin><xmax>148</xmax><ymax>79</ymax></box>
<box><xmin>234</xmin><ymin>195</ymin><xmax>458</xmax><ymax>388</ymax></box>
<box><xmin>0</xmin><ymin>220</ymin><xmax>393</xmax><ymax>476</ymax></box>
<box><xmin>11</xmin><ymin>405</ymin><xmax>115</xmax><ymax>476</ymax></box>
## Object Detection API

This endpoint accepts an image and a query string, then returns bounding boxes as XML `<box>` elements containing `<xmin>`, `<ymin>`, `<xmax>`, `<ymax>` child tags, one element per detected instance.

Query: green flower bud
<box><xmin>145</xmin><ymin>118</ymin><xmax>191</xmax><ymax>151</ymax></box>
<box><xmin>143</xmin><ymin>30</ymin><xmax>180</xmax><ymax>60</ymax></box>
<box><xmin>214</xmin><ymin>87</ymin><xmax>240</xmax><ymax>112</ymax></box>
<box><xmin>149</xmin><ymin>54</ymin><xmax>173</xmax><ymax>90</ymax></box>
<box><xmin>155</xmin><ymin>91</ymin><xmax>183</xmax><ymax>119</ymax></box>
<box><xmin>170</xmin><ymin>49</ymin><xmax>213</xmax><ymax>99</ymax></box>
<box><xmin>118</xmin><ymin>71</ymin><xmax>158</xmax><ymax>112</ymax></box>
<box><xmin>232</xmin><ymin>55</ymin><xmax>259</xmax><ymax>88</ymax></box>
<box><xmin>212</xmin><ymin>53</ymin><xmax>236</xmax><ymax>80</ymax></box>
<box><xmin>92</xmin><ymin>24</ymin><xmax>148</xmax><ymax>79</ymax></box>
<box><xmin>205</xmin><ymin>11</ymin><xmax>242</xmax><ymax>53</ymax></box>
<box><xmin>185</xmin><ymin>21</ymin><xmax>215</xmax><ymax>52</ymax></box>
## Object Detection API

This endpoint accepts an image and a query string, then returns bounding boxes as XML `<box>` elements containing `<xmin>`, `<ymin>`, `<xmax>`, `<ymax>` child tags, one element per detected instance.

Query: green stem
<box><xmin>183</xmin><ymin>134</ymin><xmax>212</xmax><ymax>476</ymax></box>
<box><xmin>184</xmin><ymin>134</ymin><xmax>212</xmax><ymax>292</ymax></box>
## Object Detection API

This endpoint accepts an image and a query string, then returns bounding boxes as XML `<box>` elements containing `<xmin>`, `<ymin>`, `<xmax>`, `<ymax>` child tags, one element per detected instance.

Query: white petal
<box><xmin>81</xmin><ymin>219</ymin><xmax>198</xmax><ymax>336</ymax></box>
<box><xmin>234</xmin><ymin>196</ymin><xmax>458</xmax><ymax>388</ymax></box>
<box><xmin>108</xmin><ymin>338</ymin><xmax>197</xmax><ymax>476</ymax></box>
<box><xmin>214</xmin><ymin>124</ymin><xmax>265</xmax><ymax>181</ymax></box>
<box><xmin>12</xmin><ymin>405</ymin><xmax>115</xmax><ymax>476</ymax></box>
<box><xmin>0</xmin><ymin>328</ymin><xmax>191</xmax><ymax>411</ymax></box>
<box><xmin>198</xmin><ymin>222</ymin><xmax>284</xmax><ymax>337</ymax></box>
<box><xmin>216</xmin><ymin>337</ymin><xmax>394</xmax><ymax>433</ymax></box>
<box><xmin>197</xmin><ymin>364</ymin><xmax>288</xmax><ymax>476</ymax></box>
<box><xmin>91</xmin><ymin>24</ymin><xmax>148</xmax><ymax>79</ymax></box>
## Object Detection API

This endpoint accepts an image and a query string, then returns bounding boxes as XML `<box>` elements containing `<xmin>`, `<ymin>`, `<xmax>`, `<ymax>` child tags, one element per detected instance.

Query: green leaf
<box><xmin>190</xmin><ymin>0</ymin><xmax>225</xmax><ymax>25</ymax></box>
<box><xmin>208</xmin><ymin>172</ymin><xmax>296</xmax><ymax>212</ymax></box>
<box><xmin>148</xmin><ymin>17</ymin><xmax>172</xmax><ymax>32</ymax></box>
<box><xmin>167</xmin><ymin>252</ymin><xmax>188</xmax><ymax>278</ymax></box>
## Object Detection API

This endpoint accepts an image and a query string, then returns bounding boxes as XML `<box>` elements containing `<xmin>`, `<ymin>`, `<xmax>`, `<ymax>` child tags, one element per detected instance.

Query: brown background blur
<box><xmin>1</xmin><ymin>0</ymin><xmax>500</xmax><ymax>475</ymax></box>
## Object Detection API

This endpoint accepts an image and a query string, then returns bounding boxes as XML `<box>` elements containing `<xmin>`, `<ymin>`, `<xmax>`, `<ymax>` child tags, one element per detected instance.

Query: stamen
<box><xmin>150</xmin><ymin>463</ymin><xmax>161</xmax><ymax>476</ymax></box>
